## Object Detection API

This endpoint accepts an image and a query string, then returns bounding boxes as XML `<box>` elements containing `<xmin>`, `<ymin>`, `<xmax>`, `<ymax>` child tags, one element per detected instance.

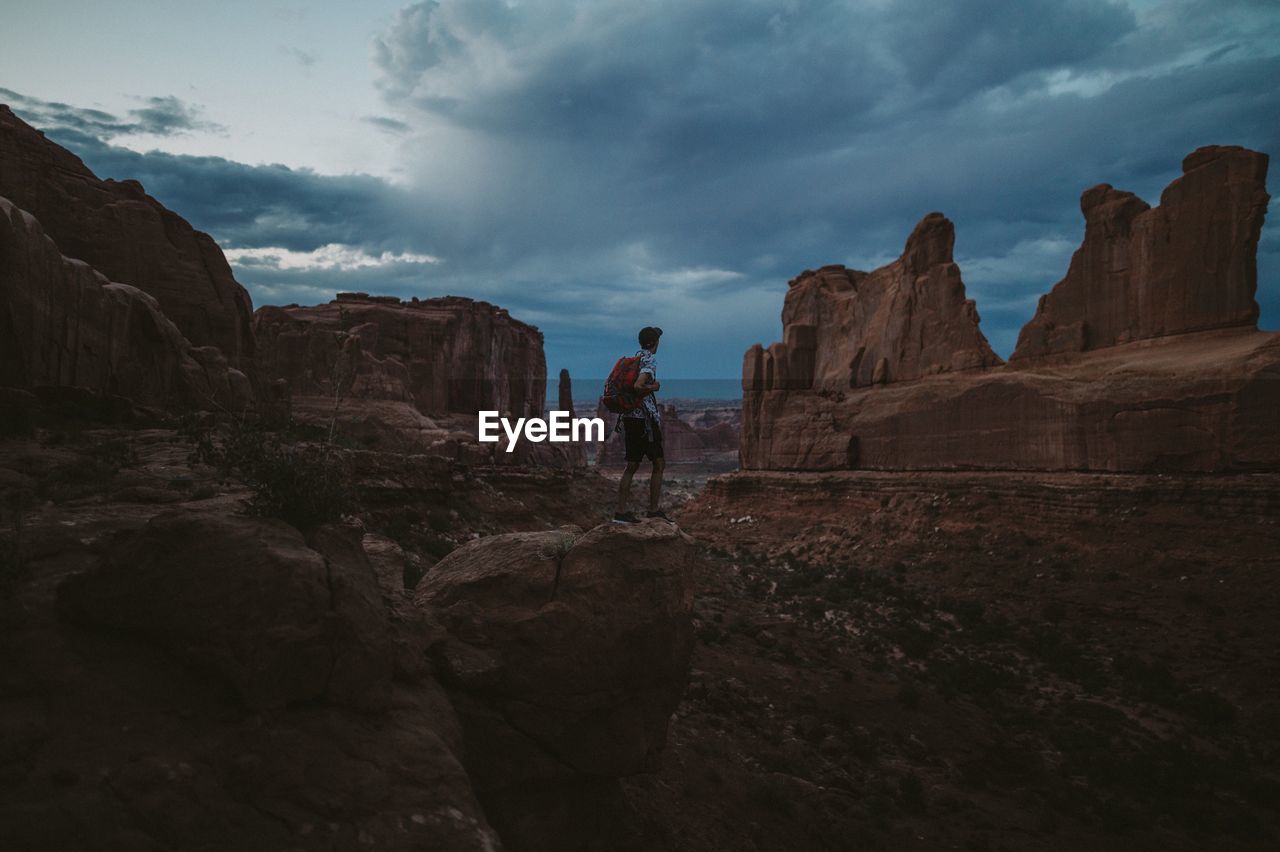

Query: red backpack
<box><xmin>601</xmin><ymin>355</ymin><xmax>644</xmax><ymax>413</ymax></box>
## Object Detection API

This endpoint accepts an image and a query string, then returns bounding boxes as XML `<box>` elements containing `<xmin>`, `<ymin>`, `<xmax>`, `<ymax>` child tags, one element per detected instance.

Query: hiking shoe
<box><xmin>646</xmin><ymin>510</ymin><xmax>674</xmax><ymax>523</ymax></box>
<box><xmin>612</xmin><ymin>511</ymin><xmax>640</xmax><ymax>524</ymax></box>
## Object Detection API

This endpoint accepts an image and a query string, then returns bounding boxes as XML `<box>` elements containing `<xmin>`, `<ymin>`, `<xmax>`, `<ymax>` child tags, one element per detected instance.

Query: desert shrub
<box><xmin>897</xmin><ymin>773</ymin><xmax>927</xmax><ymax>813</ymax></box>
<box><xmin>745</xmin><ymin>775</ymin><xmax>795</xmax><ymax>816</ymax></box>
<box><xmin>425</xmin><ymin>507</ymin><xmax>453</xmax><ymax>533</ymax></box>
<box><xmin>421</xmin><ymin>535</ymin><xmax>455</xmax><ymax>560</ymax></box>
<box><xmin>189</xmin><ymin>416</ymin><xmax>353</xmax><ymax>531</ymax></box>
<box><xmin>36</xmin><ymin>456</ymin><xmax>120</xmax><ymax>502</ymax></box>
<box><xmin>540</xmin><ymin>531</ymin><xmax>576</xmax><ymax>560</ymax></box>
<box><xmin>1180</xmin><ymin>688</ymin><xmax>1236</xmax><ymax>727</ymax></box>
<box><xmin>0</xmin><ymin>491</ymin><xmax>30</xmax><ymax>592</ymax></box>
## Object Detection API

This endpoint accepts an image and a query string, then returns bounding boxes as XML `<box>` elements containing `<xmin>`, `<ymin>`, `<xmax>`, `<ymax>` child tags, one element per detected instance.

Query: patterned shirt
<box><xmin>624</xmin><ymin>349</ymin><xmax>661</xmax><ymax>424</ymax></box>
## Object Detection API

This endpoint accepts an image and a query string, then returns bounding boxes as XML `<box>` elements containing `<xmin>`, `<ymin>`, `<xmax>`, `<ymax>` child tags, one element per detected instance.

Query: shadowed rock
<box><xmin>0</xmin><ymin>197</ymin><xmax>252</xmax><ymax>410</ymax></box>
<box><xmin>0</xmin><ymin>105</ymin><xmax>256</xmax><ymax>375</ymax></box>
<box><xmin>57</xmin><ymin>511</ymin><xmax>393</xmax><ymax>711</ymax></box>
<box><xmin>417</xmin><ymin>521</ymin><xmax>695</xmax><ymax>848</ymax></box>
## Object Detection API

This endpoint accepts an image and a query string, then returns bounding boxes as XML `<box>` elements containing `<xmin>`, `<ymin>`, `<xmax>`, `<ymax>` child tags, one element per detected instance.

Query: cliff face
<box><xmin>0</xmin><ymin>196</ymin><xmax>252</xmax><ymax>410</ymax></box>
<box><xmin>253</xmin><ymin>293</ymin><xmax>581</xmax><ymax>464</ymax></box>
<box><xmin>0</xmin><ymin>105</ymin><xmax>256</xmax><ymax>374</ymax></box>
<box><xmin>742</xmin><ymin>146</ymin><xmax>1278</xmax><ymax>473</ymax></box>
<box><xmin>744</xmin><ymin>212</ymin><xmax>1002</xmax><ymax>396</ymax></box>
<box><xmin>254</xmin><ymin>292</ymin><xmax>547</xmax><ymax>419</ymax></box>
<box><xmin>1014</xmin><ymin>146</ymin><xmax>1269</xmax><ymax>359</ymax></box>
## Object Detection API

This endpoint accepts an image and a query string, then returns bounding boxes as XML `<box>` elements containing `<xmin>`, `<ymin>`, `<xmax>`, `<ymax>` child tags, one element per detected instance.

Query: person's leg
<box><xmin>617</xmin><ymin>461</ymin><xmax>640</xmax><ymax>513</ymax></box>
<box><xmin>648</xmin><ymin>457</ymin><xmax>665</xmax><ymax>512</ymax></box>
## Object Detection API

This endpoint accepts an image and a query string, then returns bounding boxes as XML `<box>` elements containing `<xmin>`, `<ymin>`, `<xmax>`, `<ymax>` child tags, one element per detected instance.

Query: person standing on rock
<box><xmin>614</xmin><ymin>326</ymin><xmax>671</xmax><ymax>523</ymax></box>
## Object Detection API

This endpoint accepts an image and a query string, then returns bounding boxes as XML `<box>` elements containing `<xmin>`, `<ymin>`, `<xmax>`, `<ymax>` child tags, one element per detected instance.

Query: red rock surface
<box><xmin>252</xmin><ymin>293</ymin><xmax>593</xmax><ymax>466</ymax></box>
<box><xmin>745</xmin><ymin>329</ymin><xmax>1280</xmax><ymax>472</ymax></box>
<box><xmin>743</xmin><ymin>212</ymin><xmax>1002</xmax><ymax>395</ymax></box>
<box><xmin>742</xmin><ymin>147</ymin><xmax>1279</xmax><ymax>473</ymax></box>
<box><xmin>0</xmin><ymin>105</ymin><xmax>256</xmax><ymax>374</ymax></box>
<box><xmin>1</xmin><ymin>196</ymin><xmax>252</xmax><ymax>410</ymax></box>
<box><xmin>254</xmin><ymin>292</ymin><xmax>546</xmax><ymax>418</ymax></box>
<box><xmin>1014</xmin><ymin>145</ymin><xmax>1270</xmax><ymax>359</ymax></box>
<box><xmin>418</xmin><ymin>521</ymin><xmax>694</xmax><ymax>846</ymax></box>
<box><xmin>0</xmin><ymin>417</ymin><xmax>684</xmax><ymax>850</ymax></box>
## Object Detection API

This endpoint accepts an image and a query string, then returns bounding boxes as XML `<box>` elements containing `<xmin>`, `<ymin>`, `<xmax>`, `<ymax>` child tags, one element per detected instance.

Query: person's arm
<box><xmin>634</xmin><ymin>372</ymin><xmax>660</xmax><ymax>394</ymax></box>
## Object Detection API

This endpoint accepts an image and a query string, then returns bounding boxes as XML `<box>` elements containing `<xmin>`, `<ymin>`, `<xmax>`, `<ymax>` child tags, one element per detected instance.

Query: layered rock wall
<box><xmin>742</xmin><ymin>146</ymin><xmax>1276</xmax><ymax>473</ymax></box>
<box><xmin>0</xmin><ymin>196</ymin><xmax>251</xmax><ymax>410</ymax></box>
<box><xmin>0</xmin><ymin>105</ymin><xmax>256</xmax><ymax>374</ymax></box>
<box><xmin>253</xmin><ymin>293</ymin><xmax>547</xmax><ymax>419</ymax></box>
<box><xmin>743</xmin><ymin>212</ymin><xmax>1002</xmax><ymax>396</ymax></box>
<box><xmin>1013</xmin><ymin>146</ymin><xmax>1269</xmax><ymax>359</ymax></box>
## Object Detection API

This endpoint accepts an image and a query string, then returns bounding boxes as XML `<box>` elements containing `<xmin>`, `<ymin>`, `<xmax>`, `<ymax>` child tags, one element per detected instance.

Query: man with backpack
<box><xmin>602</xmin><ymin>326</ymin><xmax>671</xmax><ymax>524</ymax></box>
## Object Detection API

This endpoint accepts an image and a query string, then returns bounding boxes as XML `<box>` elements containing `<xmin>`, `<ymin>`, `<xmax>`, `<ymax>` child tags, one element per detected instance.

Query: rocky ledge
<box><xmin>2</xmin><ymin>503</ymin><xmax>693</xmax><ymax>851</ymax></box>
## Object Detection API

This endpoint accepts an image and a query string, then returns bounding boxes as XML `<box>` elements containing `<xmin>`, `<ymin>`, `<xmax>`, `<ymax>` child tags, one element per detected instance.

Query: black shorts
<box><xmin>622</xmin><ymin>417</ymin><xmax>663</xmax><ymax>463</ymax></box>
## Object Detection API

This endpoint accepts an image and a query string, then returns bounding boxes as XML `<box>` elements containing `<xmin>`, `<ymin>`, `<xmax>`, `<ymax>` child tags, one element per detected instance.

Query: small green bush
<box><xmin>190</xmin><ymin>416</ymin><xmax>353</xmax><ymax>532</ymax></box>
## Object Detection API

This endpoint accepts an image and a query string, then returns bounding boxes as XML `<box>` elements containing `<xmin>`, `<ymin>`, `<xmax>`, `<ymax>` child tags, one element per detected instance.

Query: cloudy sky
<box><xmin>2</xmin><ymin>0</ymin><xmax>1277</xmax><ymax>382</ymax></box>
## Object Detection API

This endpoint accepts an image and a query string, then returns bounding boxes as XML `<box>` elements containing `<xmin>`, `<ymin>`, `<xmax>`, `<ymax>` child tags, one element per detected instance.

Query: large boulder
<box><xmin>5</xmin><ymin>508</ymin><xmax>499</xmax><ymax>851</ymax></box>
<box><xmin>417</xmin><ymin>521</ymin><xmax>695</xmax><ymax>847</ymax></box>
<box><xmin>0</xmin><ymin>105</ymin><xmax>256</xmax><ymax>375</ymax></box>
<box><xmin>0</xmin><ymin>197</ymin><xmax>251</xmax><ymax>411</ymax></box>
<box><xmin>57</xmin><ymin>510</ymin><xmax>393</xmax><ymax>711</ymax></box>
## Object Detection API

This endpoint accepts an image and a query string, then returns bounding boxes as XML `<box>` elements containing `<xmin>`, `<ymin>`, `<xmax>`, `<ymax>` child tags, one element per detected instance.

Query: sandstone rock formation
<box><xmin>552</xmin><ymin>368</ymin><xmax>587</xmax><ymax>467</ymax></box>
<box><xmin>557</xmin><ymin>368</ymin><xmax>575</xmax><ymax>416</ymax></box>
<box><xmin>742</xmin><ymin>147</ymin><xmax>1277</xmax><ymax>473</ymax></box>
<box><xmin>743</xmin><ymin>212</ymin><xmax>1002</xmax><ymax>396</ymax></box>
<box><xmin>418</xmin><ymin>521</ymin><xmax>694</xmax><ymax>847</ymax></box>
<box><xmin>0</xmin><ymin>105</ymin><xmax>256</xmax><ymax>373</ymax></box>
<box><xmin>253</xmin><ymin>293</ymin><xmax>590</xmax><ymax>466</ymax></box>
<box><xmin>254</xmin><ymin>292</ymin><xmax>546</xmax><ymax>418</ymax></box>
<box><xmin>1</xmin><ymin>196</ymin><xmax>252</xmax><ymax>410</ymax></box>
<box><xmin>1013</xmin><ymin>146</ymin><xmax>1270</xmax><ymax>359</ymax></box>
<box><xmin>744</xmin><ymin>328</ymin><xmax>1280</xmax><ymax>471</ymax></box>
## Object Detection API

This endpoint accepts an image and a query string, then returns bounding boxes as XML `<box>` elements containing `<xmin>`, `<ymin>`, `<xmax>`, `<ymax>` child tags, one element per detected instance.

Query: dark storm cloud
<box><xmin>4</xmin><ymin>0</ymin><xmax>1277</xmax><ymax>380</ymax></box>
<box><xmin>368</xmin><ymin>0</ymin><xmax>1279</xmax><ymax>366</ymax></box>
<box><xmin>4</xmin><ymin>117</ymin><xmax>412</xmax><ymax>255</ymax></box>
<box><xmin>1</xmin><ymin>87</ymin><xmax>223</xmax><ymax>137</ymax></box>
